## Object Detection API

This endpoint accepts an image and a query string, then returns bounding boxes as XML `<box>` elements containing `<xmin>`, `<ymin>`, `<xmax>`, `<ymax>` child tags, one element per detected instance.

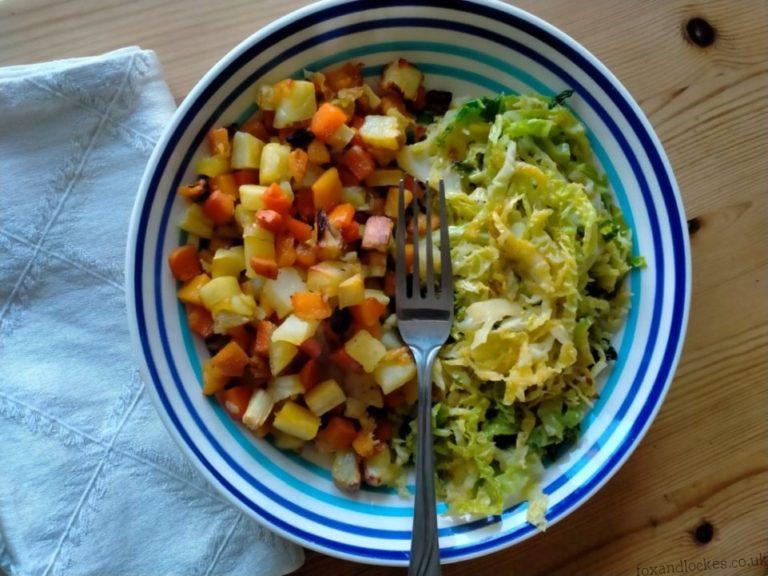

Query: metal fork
<box><xmin>396</xmin><ymin>179</ymin><xmax>453</xmax><ymax>576</ymax></box>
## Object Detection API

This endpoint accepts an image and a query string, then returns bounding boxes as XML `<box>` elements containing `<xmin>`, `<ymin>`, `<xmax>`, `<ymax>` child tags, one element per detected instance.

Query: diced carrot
<box><xmin>233</xmin><ymin>169</ymin><xmax>259</xmax><ymax>186</ymax></box>
<box><xmin>207</xmin><ymin>127</ymin><xmax>231</xmax><ymax>156</ymax></box>
<box><xmin>227</xmin><ymin>325</ymin><xmax>252</xmax><ymax>353</ymax></box>
<box><xmin>311</xmin><ymin>167</ymin><xmax>343</xmax><ymax>212</ymax></box>
<box><xmin>221</xmin><ymin>385</ymin><xmax>254</xmax><ymax>420</ymax></box>
<box><xmin>338</xmin><ymin>167</ymin><xmax>359</xmax><ymax>186</ymax></box>
<box><xmin>341</xmin><ymin>145</ymin><xmax>377</xmax><ymax>181</ymax></box>
<box><xmin>288</xmin><ymin>149</ymin><xmax>309</xmax><ymax>184</ymax></box>
<box><xmin>168</xmin><ymin>245</ymin><xmax>202</xmax><ymax>282</ymax></box>
<box><xmin>213</xmin><ymin>173</ymin><xmax>238</xmax><ymax>198</ymax></box>
<box><xmin>254</xmin><ymin>321</ymin><xmax>275</xmax><ymax>358</ymax></box>
<box><xmin>325</xmin><ymin>62</ymin><xmax>364</xmax><ymax>92</ymax></box>
<box><xmin>330</xmin><ymin>347</ymin><xmax>363</xmax><ymax>373</ymax></box>
<box><xmin>375</xmin><ymin>420</ymin><xmax>394</xmax><ymax>442</ymax></box>
<box><xmin>299</xmin><ymin>358</ymin><xmax>322</xmax><ymax>390</ymax></box>
<box><xmin>275</xmin><ymin>234</ymin><xmax>297</xmax><ymax>267</ymax></box>
<box><xmin>317</xmin><ymin>416</ymin><xmax>358</xmax><ymax>451</ymax></box>
<box><xmin>262</xmin><ymin>183</ymin><xmax>292</xmax><ymax>215</ymax></box>
<box><xmin>328</xmin><ymin>203</ymin><xmax>355</xmax><ymax>229</ymax></box>
<box><xmin>186</xmin><ymin>304</ymin><xmax>214</xmax><ymax>338</ymax></box>
<box><xmin>286</xmin><ymin>217</ymin><xmax>312</xmax><ymax>242</ymax></box>
<box><xmin>383</xmin><ymin>388</ymin><xmax>406</xmax><ymax>409</ymax></box>
<box><xmin>299</xmin><ymin>337</ymin><xmax>322</xmax><ymax>359</ymax></box>
<box><xmin>202</xmin><ymin>190</ymin><xmax>235</xmax><ymax>225</ymax></box>
<box><xmin>310</xmin><ymin>103</ymin><xmax>349</xmax><ymax>142</ymax></box>
<box><xmin>350</xmin><ymin>297</ymin><xmax>388</xmax><ymax>328</ymax></box>
<box><xmin>295</xmin><ymin>243</ymin><xmax>317</xmax><ymax>268</ymax></box>
<box><xmin>202</xmin><ymin>361</ymin><xmax>230</xmax><ymax>395</ymax></box>
<box><xmin>250</xmin><ymin>256</ymin><xmax>279</xmax><ymax>280</ymax></box>
<box><xmin>292</xmin><ymin>189</ymin><xmax>315</xmax><ymax>222</ymax></box>
<box><xmin>255</xmin><ymin>209</ymin><xmax>284</xmax><ymax>233</ymax></box>
<box><xmin>352</xmin><ymin>431</ymin><xmax>377</xmax><ymax>458</ymax></box>
<box><xmin>249</xmin><ymin>354</ymin><xmax>272</xmax><ymax>381</ymax></box>
<box><xmin>240</xmin><ymin>114</ymin><xmax>271</xmax><ymax>142</ymax></box>
<box><xmin>177</xmin><ymin>178</ymin><xmax>207</xmax><ymax>199</ymax></box>
<box><xmin>291</xmin><ymin>292</ymin><xmax>332</xmax><ymax>321</ymax></box>
<box><xmin>341</xmin><ymin>222</ymin><xmax>361</xmax><ymax>243</ymax></box>
<box><xmin>212</xmin><ymin>341</ymin><xmax>250</xmax><ymax>378</ymax></box>
<box><xmin>307</xmin><ymin>139</ymin><xmax>331</xmax><ymax>165</ymax></box>
<box><xmin>384</xmin><ymin>270</ymin><xmax>396</xmax><ymax>297</ymax></box>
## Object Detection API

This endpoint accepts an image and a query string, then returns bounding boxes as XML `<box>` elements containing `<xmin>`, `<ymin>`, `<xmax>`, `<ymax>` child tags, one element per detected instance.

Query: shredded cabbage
<box><xmin>394</xmin><ymin>93</ymin><xmax>638</xmax><ymax>522</ymax></box>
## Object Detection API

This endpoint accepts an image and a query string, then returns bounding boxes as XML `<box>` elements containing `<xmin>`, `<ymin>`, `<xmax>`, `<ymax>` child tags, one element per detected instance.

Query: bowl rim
<box><xmin>125</xmin><ymin>0</ymin><xmax>691</xmax><ymax>565</ymax></box>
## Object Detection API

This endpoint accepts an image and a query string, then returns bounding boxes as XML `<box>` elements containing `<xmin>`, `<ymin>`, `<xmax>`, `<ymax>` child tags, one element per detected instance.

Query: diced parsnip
<box><xmin>267</xmin><ymin>374</ymin><xmax>304</xmax><ymax>402</ymax></box>
<box><xmin>234</xmin><ymin>204</ymin><xmax>255</xmax><ymax>229</ymax></box>
<box><xmin>262</xmin><ymin>267</ymin><xmax>307</xmax><ymax>318</ymax></box>
<box><xmin>345</xmin><ymin>330</ymin><xmax>387</xmax><ymax>373</ymax></box>
<box><xmin>211</xmin><ymin>246</ymin><xmax>246</xmax><ymax>278</ymax></box>
<box><xmin>366</xmin><ymin>252</ymin><xmax>387</xmax><ymax>277</ymax></box>
<box><xmin>363</xmin><ymin>446</ymin><xmax>395</xmax><ymax>486</ymax></box>
<box><xmin>272</xmin><ymin>429</ymin><xmax>306</xmax><ymax>451</ymax></box>
<box><xmin>381</xmin><ymin>59</ymin><xmax>423</xmax><ymax>101</ymax></box>
<box><xmin>269</xmin><ymin>340</ymin><xmax>299</xmax><ymax>376</ymax></box>
<box><xmin>338</xmin><ymin>273</ymin><xmax>365</xmax><ymax>308</ymax></box>
<box><xmin>304</xmin><ymin>379</ymin><xmax>346</xmax><ymax>416</ymax></box>
<box><xmin>374</xmin><ymin>347</ymin><xmax>417</xmax><ymax>395</ymax></box>
<box><xmin>363</xmin><ymin>288</ymin><xmax>390</xmax><ymax>307</ymax></box>
<box><xmin>332</xmin><ymin>450</ymin><xmax>361</xmax><ymax>492</ymax></box>
<box><xmin>306</xmin><ymin>261</ymin><xmax>359</xmax><ymax>297</ymax></box>
<box><xmin>273</xmin><ymin>400</ymin><xmax>320</xmax><ymax>440</ymax></box>
<box><xmin>326</xmin><ymin>123</ymin><xmax>356</xmax><ymax>151</ymax></box>
<box><xmin>177</xmin><ymin>273</ymin><xmax>211</xmax><ymax>306</ymax></box>
<box><xmin>271</xmin><ymin>314</ymin><xmax>319</xmax><ymax>345</ymax></box>
<box><xmin>344</xmin><ymin>397</ymin><xmax>367</xmax><ymax>420</ymax></box>
<box><xmin>359</xmin><ymin>115</ymin><xmax>402</xmax><ymax>151</ymax></box>
<box><xmin>242</xmin><ymin>389</ymin><xmax>274</xmax><ymax>431</ymax></box>
<box><xmin>341</xmin><ymin>186</ymin><xmax>369</xmax><ymax>209</ymax></box>
<box><xmin>199</xmin><ymin>276</ymin><xmax>241</xmax><ymax>311</ymax></box>
<box><xmin>364</xmin><ymin>168</ymin><xmax>404</xmax><ymax>187</ymax></box>
<box><xmin>243</xmin><ymin>236</ymin><xmax>275</xmax><ymax>278</ymax></box>
<box><xmin>239</xmin><ymin>184</ymin><xmax>269</xmax><ymax>210</ymax></box>
<box><xmin>231</xmin><ymin>131</ymin><xmax>265</xmax><ymax>169</ymax></box>
<box><xmin>195</xmin><ymin>154</ymin><xmax>230</xmax><ymax>178</ymax></box>
<box><xmin>273</xmin><ymin>80</ymin><xmax>317</xmax><ymax>129</ymax></box>
<box><xmin>179</xmin><ymin>203</ymin><xmax>214</xmax><ymax>239</ymax></box>
<box><xmin>259</xmin><ymin>143</ymin><xmax>292</xmax><ymax>185</ymax></box>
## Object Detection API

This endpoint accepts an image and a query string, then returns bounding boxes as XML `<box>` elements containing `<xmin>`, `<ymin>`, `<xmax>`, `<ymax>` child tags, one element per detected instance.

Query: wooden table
<box><xmin>2</xmin><ymin>1</ymin><xmax>766</xmax><ymax>574</ymax></box>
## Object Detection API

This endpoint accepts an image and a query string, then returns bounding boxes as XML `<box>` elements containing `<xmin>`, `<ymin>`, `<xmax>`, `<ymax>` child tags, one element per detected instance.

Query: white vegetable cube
<box><xmin>272</xmin><ymin>400</ymin><xmax>320</xmax><ymax>440</ymax></box>
<box><xmin>242</xmin><ymin>389</ymin><xmax>274</xmax><ymax>431</ymax></box>
<box><xmin>198</xmin><ymin>276</ymin><xmax>241</xmax><ymax>311</ymax></box>
<box><xmin>213</xmin><ymin>293</ymin><xmax>256</xmax><ymax>317</ymax></box>
<box><xmin>234</xmin><ymin>204</ymin><xmax>255</xmax><ymax>229</ymax></box>
<box><xmin>338</xmin><ymin>274</ymin><xmax>365</xmax><ymax>308</ymax></box>
<box><xmin>359</xmin><ymin>115</ymin><xmax>403</xmax><ymax>151</ymax></box>
<box><xmin>211</xmin><ymin>246</ymin><xmax>246</xmax><ymax>278</ymax></box>
<box><xmin>344</xmin><ymin>331</ymin><xmax>387</xmax><ymax>373</ymax></box>
<box><xmin>304</xmin><ymin>379</ymin><xmax>346</xmax><ymax>416</ymax></box>
<box><xmin>306</xmin><ymin>261</ymin><xmax>357</xmax><ymax>297</ymax></box>
<box><xmin>327</xmin><ymin>123</ymin><xmax>356</xmax><ymax>151</ymax></box>
<box><xmin>259</xmin><ymin>142</ymin><xmax>291</xmax><ymax>185</ymax></box>
<box><xmin>273</xmin><ymin>80</ymin><xmax>317</xmax><ymax>129</ymax></box>
<box><xmin>269</xmin><ymin>340</ymin><xmax>299</xmax><ymax>376</ymax></box>
<box><xmin>381</xmin><ymin>59</ymin><xmax>423</xmax><ymax>101</ymax></box>
<box><xmin>262</xmin><ymin>268</ymin><xmax>307</xmax><ymax>318</ymax></box>
<box><xmin>373</xmin><ymin>347</ymin><xmax>417</xmax><ymax>395</ymax></box>
<box><xmin>179</xmin><ymin>203</ymin><xmax>214</xmax><ymax>239</ymax></box>
<box><xmin>239</xmin><ymin>184</ymin><xmax>269</xmax><ymax>210</ymax></box>
<box><xmin>363</xmin><ymin>446</ymin><xmax>394</xmax><ymax>486</ymax></box>
<box><xmin>271</xmin><ymin>314</ymin><xmax>318</xmax><ymax>345</ymax></box>
<box><xmin>332</xmin><ymin>450</ymin><xmax>361</xmax><ymax>492</ymax></box>
<box><xmin>231</xmin><ymin>131</ymin><xmax>265</xmax><ymax>169</ymax></box>
<box><xmin>267</xmin><ymin>374</ymin><xmax>304</xmax><ymax>402</ymax></box>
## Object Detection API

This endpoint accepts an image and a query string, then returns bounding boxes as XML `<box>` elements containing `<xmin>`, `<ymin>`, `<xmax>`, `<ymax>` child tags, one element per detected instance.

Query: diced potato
<box><xmin>272</xmin><ymin>429</ymin><xmax>306</xmax><ymax>451</ymax></box>
<box><xmin>343</xmin><ymin>373</ymin><xmax>384</xmax><ymax>408</ymax></box>
<box><xmin>373</xmin><ymin>347</ymin><xmax>417</xmax><ymax>395</ymax></box>
<box><xmin>301</xmin><ymin>163</ymin><xmax>324</xmax><ymax>188</ymax></box>
<box><xmin>352</xmin><ymin>430</ymin><xmax>376</xmax><ymax>458</ymax></box>
<box><xmin>338</xmin><ymin>273</ymin><xmax>365</xmax><ymax>308</ymax></box>
<box><xmin>361</xmin><ymin>84</ymin><xmax>381</xmax><ymax>109</ymax></box>
<box><xmin>384</xmin><ymin>186</ymin><xmax>413</xmax><ymax>218</ymax></box>
<box><xmin>243</xmin><ymin>389</ymin><xmax>274</xmax><ymax>431</ymax></box>
<box><xmin>231</xmin><ymin>131</ymin><xmax>265</xmax><ymax>169</ymax></box>
<box><xmin>243</xmin><ymin>235</ymin><xmax>276</xmax><ymax>278</ymax></box>
<box><xmin>380</xmin><ymin>328</ymin><xmax>404</xmax><ymax>350</ymax></box>
<box><xmin>239</xmin><ymin>184</ymin><xmax>269</xmax><ymax>210</ymax></box>
<box><xmin>212</xmin><ymin>292</ymin><xmax>256</xmax><ymax>317</ymax></box>
<box><xmin>359</xmin><ymin>115</ymin><xmax>402</xmax><ymax>151</ymax></box>
<box><xmin>259</xmin><ymin>142</ymin><xmax>291</xmax><ymax>185</ymax></box>
<box><xmin>211</xmin><ymin>246</ymin><xmax>246</xmax><ymax>278</ymax></box>
<box><xmin>269</xmin><ymin>340</ymin><xmax>299</xmax><ymax>375</ymax></box>
<box><xmin>364</xmin><ymin>168</ymin><xmax>404</xmax><ymax>187</ymax></box>
<box><xmin>195</xmin><ymin>154</ymin><xmax>230</xmax><ymax>178</ymax></box>
<box><xmin>304</xmin><ymin>379</ymin><xmax>346</xmax><ymax>416</ymax></box>
<box><xmin>243</xmin><ymin>221</ymin><xmax>275</xmax><ymax>242</ymax></box>
<box><xmin>363</xmin><ymin>446</ymin><xmax>395</xmax><ymax>487</ymax></box>
<box><xmin>365</xmin><ymin>252</ymin><xmax>387</xmax><ymax>277</ymax></box>
<box><xmin>262</xmin><ymin>268</ymin><xmax>307</xmax><ymax>318</ymax></box>
<box><xmin>234</xmin><ymin>204</ymin><xmax>255</xmax><ymax>229</ymax></box>
<box><xmin>368</xmin><ymin>147</ymin><xmax>398</xmax><ymax>168</ymax></box>
<box><xmin>177</xmin><ymin>273</ymin><xmax>210</xmax><ymax>306</ymax></box>
<box><xmin>381</xmin><ymin>59</ymin><xmax>423</xmax><ymax>101</ymax></box>
<box><xmin>273</xmin><ymin>80</ymin><xmax>317</xmax><ymax>129</ymax></box>
<box><xmin>212</xmin><ymin>309</ymin><xmax>250</xmax><ymax>333</ymax></box>
<box><xmin>267</xmin><ymin>374</ymin><xmax>304</xmax><ymax>402</ymax></box>
<box><xmin>345</xmin><ymin>330</ymin><xmax>387</xmax><ymax>373</ymax></box>
<box><xmin>199</xmin><ymin>276</ymin><xmax>241</xmax><ymax>311</ymax></box>
<box><xmin>332</xmin><ymin>450</ymin><xmax>361</xmax><ymax>492</ymax></box>
<box><xmin>256</xmin><ymin>85</ymin><xmax>276</xmax><ymax>110</ymax></box>
<box><xmin>344</xmin><ymin>397</ymin><xmax>367</xmax><ymax>420</ymax></box>
<box><xmin>273</xmin><ymin>400</ymin><xmax>320</xmax><ymax>440</ymax></box>
<box><xmin>271</xmin><ymin>314</ymin><xmax>319</xmax><ymax>345</ymax></box>
<box><xmin>327</xmin><ymin>123</ymin><xmax>356</xmax><ymax>151</ymax></box>
<box><xmin>341</xmin><ymin>186</ymin><xmax>369</xmax><ymax>209</ymax></box>
<box><xmin>306</xmin><ymin>261</ymin><xmax>359</xmax><ymax>297</ymax></box>
<box><xmin>364</xmin><ymin>289</ymin><xmax>390</xmax><ymax>307</ymax></box>
<box><xmin>179</xmin><ymin>203</ymin><xmax>214</xmax><ymax>239</ymax></box>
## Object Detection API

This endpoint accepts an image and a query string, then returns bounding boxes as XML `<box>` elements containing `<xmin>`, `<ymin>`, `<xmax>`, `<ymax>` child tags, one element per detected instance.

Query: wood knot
<box><xmin>694</xmin><ymin>520</ymin><xmax>714</xmax><ymax>544</ymax></box>
<box><xmin>687</xmin><ymin>217</ymin><xmax>702</xmax><ymax>235</ymax></box>
<box><xmin>685</xmin><ymin>17</ymin><xmax>716</xmax><ymax>48</ymax></box>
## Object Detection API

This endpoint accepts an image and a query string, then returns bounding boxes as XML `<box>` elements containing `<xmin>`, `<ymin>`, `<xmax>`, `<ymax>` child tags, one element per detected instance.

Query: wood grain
<box><xmin>2</xmin><ymin>1</ymin><xmax>766</xmax><ymax>575</ymax></box>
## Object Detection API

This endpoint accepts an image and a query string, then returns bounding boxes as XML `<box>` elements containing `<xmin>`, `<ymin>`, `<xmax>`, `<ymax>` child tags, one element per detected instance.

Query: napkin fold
<box><xmin>0</xmin><ymin>47</ymin><xmax>303</xmax><ymax>576</ymax></box>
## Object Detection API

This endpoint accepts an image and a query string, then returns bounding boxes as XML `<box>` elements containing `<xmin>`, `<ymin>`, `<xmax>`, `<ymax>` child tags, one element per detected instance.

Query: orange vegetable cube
<box><xmin>240</xmin><ymin>114</ymin><xmax>271</xmax><ymax>142</ymax></box>
<box><xmin>233</xmin><ymin>169</ymin><xmax>259</xmax><ymax>186</ymax></box>
<box><xmin>299</xmin><ymin>337</ymin><xmax>323</xmax><ymax>359</ymax></box>
<box><xmin>286</xmin><ymin>217</ymin><xmax>312</xmax><ymax>242</ymax></box>
<box><xmin>352</xmin><ymin>430</ymin><xmax>376</xmax><ymax>458</ymax></box>
<box><xmin>213</xmin><ymin>173</ymin><xmax>238</xmax><ymax>198</ymax></box>
<box><xmin>299</xmin><ymin>357</ymin><xmax>322</xmax><ymax>390</ymax></box>
<box><xmin>330</xmin><ymin>348</ymin><xmax>363</xmax><ymax>373</ymax></box>
<box><xmin>262</xmin><ymin>183</ymin><xmax>292</xmax><ymax>215</ymax></box>
<box><xmin>311</xmin><ymin>167</ymin><xmax>343</xmax><ymax>212</ymax></box>
<box><xmin>341</xmin><ymin>222</ymin><xmax>361</xmax><ymax>243</ymax></box>
<box><xmin>207</xmin><ymin>127</ymin><xmax>231</xmax><ymax>156</ymax></box>
<box><xmin>250</xmin><ymin>256</ymin><xmax>279</xmax><ymax>280</ymax></box>
<box><xmin>295</xmin><ymin>243</ymin><xmax>317</xmax><ymax>268</ymax></box>
<box><xmin>186</xmin><ymin>304</ymin><xmax>214</xmax><ymax>338</ymax></box>
<box><xmin>317</xmin><ymin>416</ymin><xmax>358</xmax><ymax>451</ymax></box>
<box><xmin>341</xmin><ymin>145</ymin><xmax>377</xmax><ymax>181</ymax></box>
<box><xmin>255</xmin><ymin>209</ymin><xmax>285</xmax><ymax>233</ymax></box>
<box><xmin>254</xmin><ymin>321</ymin><xmax>275</xmax><ymax>358</ymax></box>
<box><xmin>288</xmin><ymin>149</ymin><xmax>309</xmax><ymax>184</ymax></box>
<box><xmin>221</xmin><ymin>385</ymin><xmax>254</xmax><ymax>420</ymax></box>
<box><xmin>177</xmin><ymin>178</ymin><xmax>207</xmax><ymax>199</ymax></box>
<box><xmin>327</xmin><ymin>203</ymin><xmax>355</xmax><ymax>230</ymax></box>
<box><xmin>202</xmin><ymin>361</ymin><xmax>230</xmax><ymax>395</ymax></box>
<box><xmin>275</xmin><ymin>234</ymin><xmax>297</xmax><ymax>267</ymax></box>
<box><xmin>168</xmin><ymin>244</ymin><xmax>202</xmax><ymax>282</ymax></box>
<box><xmin>291</xmin><ymin>291</ymin><xmax>332</xmax><ymax>321</ymax></box>
<box><xmin>211</xmin><ymin>340</ymin><xmax>250</xmax><ymax>378</ymax></box>
<box><xmin>310</xmin><ymin>103</ymin><xmax>349</xmax><ymax>142</ymax></box>
<box><xmin>202</xmin><ymin>190</ymin><xmax>235</xmax><ymax>225</ymax></box>
<box><xmin>307</xmin><ymin>139</ymin><xmax>330</xmax><ymax>165</ymax></box>
<box><xmin>227</xmin><ymin>324</ymin><xmax>252</xmax><ymax>353</ymax></box>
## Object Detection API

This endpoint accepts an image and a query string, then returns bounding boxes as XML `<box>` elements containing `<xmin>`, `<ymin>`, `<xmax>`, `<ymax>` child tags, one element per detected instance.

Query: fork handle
<box><xmin>408</xmin><ymin>346</ymin><xmax>441</xmax><ymax>576</ymax></box>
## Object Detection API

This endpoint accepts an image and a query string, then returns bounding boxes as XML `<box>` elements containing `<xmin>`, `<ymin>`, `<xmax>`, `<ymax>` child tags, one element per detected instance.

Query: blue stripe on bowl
<box><xmin>130</xmin><ymin>0</ymin><xmax>688</xmax><ymax>562</ymax></box>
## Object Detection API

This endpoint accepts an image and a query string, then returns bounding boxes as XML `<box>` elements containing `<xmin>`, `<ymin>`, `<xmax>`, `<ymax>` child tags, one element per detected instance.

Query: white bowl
<box><xmin>126</xmin><ymin>0</ymin><xmax>691</xmax><ymax>565</ymax></box>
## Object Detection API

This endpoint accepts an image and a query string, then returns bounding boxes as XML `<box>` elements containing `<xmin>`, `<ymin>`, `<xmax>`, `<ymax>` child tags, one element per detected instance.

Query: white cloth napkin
<box><xmin>0</xmin><ymin>47</ymin><xmax>303</xmax><ymax>576</ymax></box>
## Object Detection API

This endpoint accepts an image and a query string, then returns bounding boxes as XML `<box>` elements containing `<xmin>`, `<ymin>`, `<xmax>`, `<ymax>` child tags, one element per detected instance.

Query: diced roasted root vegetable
<box><xmin>363</xmin><ymin>289</ymin><xmax>390</xmax><ymax>307</ymax></box>
<box><xmin>363</xmin><ymin>446</ymin><xmax>395</xmax><ymax>486</ymax></box>
<box><xmin>261</xmin><ymin>267</ymin><xmax>307</xmax><ymax>318</ymax></box>
<box><xmin>213</xmin><ymin>174</ymin><xmax>238</xmax><ymax>198</ymax></box>
<box><xmin>299</xmin><ymin>357</ymin><xmax>321</xmax><ymax>391</ymax></box>
<box><xmin>178</xmin><ymin>273</ymin><xmax>211</xmax><ymax>306</ymax></box>
<box><xmin>186</xmin><ymin>304</ymin><xmax>215</xmax><ymax>338</ymax></box>
<box><xmin>304</xmin><ymin>378</ymin><xmax>346</xmax><ymax>416</ymax></box>
<box><xmin>207</xmin><ymin>127</ymin><xmax>231</xmax><ymax>156</ymax></box>
<box><xmin>344</xmin><ymin>397</ymin><xmax>367</xmax><ymax>420</ymax></box>
<box><xmin>316</xmin><ymin>416</ymin><xmax>358</xmax><ymax>451</ymax></box>
<box><xmin>365</xmin><ymin>252</ymin><xmax>387</xmax><ymax>277</ymax></box>
<box><xmin>384</xmin><ymin>186</ymin><xmax>413</xmax><ymax>218</ymax></box>
<box><xmin>373</xmin><ymin>347</ymin><xmax>416</xmax><ymax>394</ymax></box>
<box><xmin>310</xmin><ymin>103</ymin><xmax>348</xmax><ymax>142</ymax></box>
<box><xmin>327</xmin><ymin>124</ymin><xmax>356</xmax><ymax>151</ymax></box>
<box><xmin>231</xmin><ymin>131</ymin><xmax>265</xmax><ymax>169</ymax></box>
<box><xmin>243</xmin><ymin>232</ymin><xmax>276</xmax><ymax>278</ymax></box>
<box><xmin>267</xmin><ymin>374</ymin><xmax>305</xmax><ymax>402</ymax></box>
<box><xmin>271</xmin><ymin>314</ymin><xmax>319</xmax><ymax>345</ymax></box>
<box><xmin>239</xmin><ymin>184</ymin><xmax>268</xmax><ymax>210</ymax></box>
<box><xmin>311</xmin><ymin>167</ymin><xmax>343</xmax><ymax>212</ymax></box>
<box><xmin>343</xmin><ymin>373</ymin><xmax>384</xmax><ymax>407</ymax></box>
<box><xmin>338</xmin><ymin>274</ymin><xmax>365</xmax><ymax>308</ymax></box>
<box><xmin>341</xmin><ymin>186</ymin><xmax>368</xmax><ymax>209</ymax></box>
<box><xmin>269</xmin><ymin>340</ymin><xmax>299</xmax><ymax>375</ymax></box>
<box><xmin>361</xmin><ymin>216</ymin><xmax>393</xmax><ymax>252</ymax></box>
<box><xmin>179</xmin><ymin>203</ymin><xmax>214</xmax><ymax>239</ymax></box>
<box><xmin>177</xmin><ymin>178</ymin><xmax>207</xmax><ymax>200</ymax></box>
<box><xmin>364</xmin><ymin>168</ymin><xmax>404</xmax><ymax>187</ymax></box>
<box><xmin>307</xmin><ymin>139</ymin><xmax>331</xmax><ymax>165</ymax></box>
<box><xmin>330</xmin><ymin>348</ymin><xmax>364</xmax><ymax>373</ymax></box>
<box><xmin>359</xmin><ymin>115</ymin><xmax>402</xmax><ymax>150</ymax></box>
<box><xmin>195</xmin><ymin>154</ymin><xmax>230</xmax><ymax>178</ymax></box>
<box><xmin>203</xmin><ymin>190</ymin><xmax>235</xmax><ymax>225</ymax></box>
<box><xmin>211</xmin><ymin>340</ymin><xmax>250</xmax><ymax>378</ymax></box>
<box><xmin>202</xmin><ymin>361</ymin><xmax>229</xmax><ymax>395</ymax></box>
<box><xmin>168</xmin><ymin>245</ymin><xmax>202</xmax><ymax>282</ymax></box>
<box><xmin>273</xmin><ymin>400</ymin><xmax>320</xmax><ymax>440</ymax></box>
<box><xmin>222</xmin><ymin>386</ymin><xmax>253</xmax><ymax>420</ymax></box>
<box><xmin>242</xmin><ymin>389</ymin><xmax>274</xmax><ymax>430</ymax></box>
<box><xmin>253</xmin><ymin>320</ymin><xmax>274</xmax><ymax>358</ymax></box>
<box><xmin>352</xmin><ymin>430</ymin><xmax>376</xmax><ymax>458</ymax></box>
<box><xmin>325</xmin><ymin>61</ymin><xmax>364</xmax><ymax>92</ymax></box>
<box><xmin>272</xmin><ymin>80</ymin><xmax>317</xmax><ymax>129</ymax></box>
<box><xmin>272</xmin><ymin>429</ymin><xmax>305</xmax><ymax>450</ymax></box>
<box><xmin>199</xmin><ymin>276</ymin><xmax>241</xmax><ymax>311</ymax></box>
<box><xmin>211</xmin><ymin>246</ymin><xmax>245</xmax><ymax>278</ymax></box>
<box><xmin>332</xmin><ymin>450</ymin><xmax>361</xmax><ymax>492</ymax></box>
<box><xmin>286</xmin><ymin>217</ymin><xmax>313</xmax><ymax>242</ymax></box>
<box><xmin>259</xmin><ymin>143</ymin><xmax>291</xmax><ymax>185</ymax></box>
<box><xmin>262</xmin><ymin>183</ymin><xmax>293</xmax><ymax>214</ymax></box>
<box><xmin>381</xmin><ymin>59</ymin><xmax>424</xmax><ymax>101</ymax></box>
<box><xmin>344</xmin><ymin>330</ymin><xmax>387</xmax><ymax>373</ymax></box>
<box><xmin>291</xmin><ymin>292</ymin><xmax>332</xmax><ymax>320</ymax></box>
<box><xmin>306</xmin><ymin>260</ymin><xmax>359</xmax><ymax>296</ymax></box>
